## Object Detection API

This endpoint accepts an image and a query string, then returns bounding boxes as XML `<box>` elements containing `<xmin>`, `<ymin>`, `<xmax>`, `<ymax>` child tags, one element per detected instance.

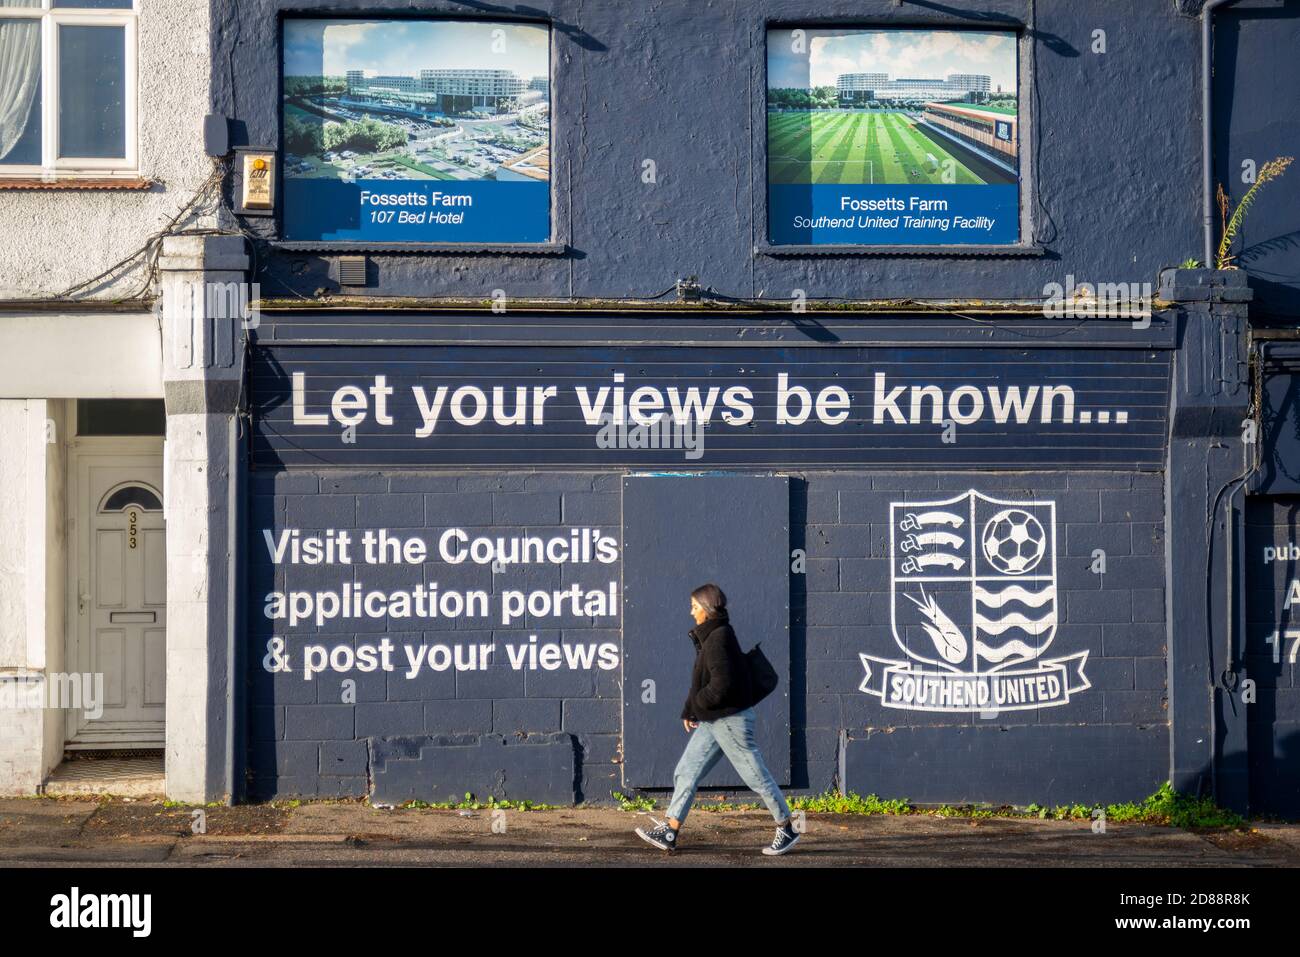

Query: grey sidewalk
<box><xmin>2</xmin><ymin>798</ymin><xmax>1300</xmax><ymax>867</ymax></box>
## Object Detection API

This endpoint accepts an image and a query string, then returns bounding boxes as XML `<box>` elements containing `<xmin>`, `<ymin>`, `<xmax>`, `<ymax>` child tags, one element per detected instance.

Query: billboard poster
<box><xmin>766</xmin><ymin>28</ymin><xmax>1020</xmax><ymax>245</ymax></box>
<box><xmin>281</xmin><ymin>19</ymin><xmax>550</xmax><ymax>243</ymax></box>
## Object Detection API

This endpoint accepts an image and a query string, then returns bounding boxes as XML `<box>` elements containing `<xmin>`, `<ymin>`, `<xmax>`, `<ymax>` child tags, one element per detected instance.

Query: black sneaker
<box><xmin>635</xmin><ymin>818</ymin><xmax>679</xmax><ymax>852</ymax></box>
<box><xmin>762</xmin><ymin>822</ymin><xmax>800</xmax><ymax>856</ymax></box>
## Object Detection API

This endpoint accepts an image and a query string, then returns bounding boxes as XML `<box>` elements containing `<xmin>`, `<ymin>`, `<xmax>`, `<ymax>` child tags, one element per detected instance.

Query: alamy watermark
<box><xmin>1042</xmin><ymin>275</ymin><xmax>1151</xmax><ymax>321</ymax></box>
<box><xmin>49</xmin><ymin>887</ymin><xmax>150</xmax><ymax>937</ymax></box>
<box><xmin>0</xmin><ymin>673</ymin><xmax>104</xmax><ymax>720</ymax></box>
<box><xmin>153</xmin><ymin>280</ymin><xmax>261</xmax><ymax>331</ymax></box>
<box><xmin>594</xmin><ymin>411</ymin><xmax>706</xmax><ymax>460</ymax></box>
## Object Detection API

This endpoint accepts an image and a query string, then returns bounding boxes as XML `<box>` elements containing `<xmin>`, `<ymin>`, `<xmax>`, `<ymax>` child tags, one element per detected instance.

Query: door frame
<box><xmin>64</xmin><ymin>435</ymin><xmax>166</xmax><ymax>749</ymax></box>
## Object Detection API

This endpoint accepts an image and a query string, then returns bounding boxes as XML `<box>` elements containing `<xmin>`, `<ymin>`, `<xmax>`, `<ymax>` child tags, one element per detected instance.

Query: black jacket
<box><xmin>681</xmin><ymin>611</ymin><xmax>754</xmax><ymax>722</ymax></box>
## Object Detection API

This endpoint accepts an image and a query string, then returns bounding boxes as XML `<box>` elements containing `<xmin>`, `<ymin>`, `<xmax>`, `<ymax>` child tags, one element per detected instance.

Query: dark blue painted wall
<box><xmin>1244</xmin><ymin>497</ymin><xmax>1300</xmax><ymax>818</ymax></box>
<box><xmin>621</xmin><ymin>474</ymin><xmax>792</xmax><ymax>789</ymax></box>
<box><xmin>248</xmin><ymin>470</ymin><xmax>625</xmax><ymax>801</ymax></box>
<box><xmin>242</xmin><ymin>312</ymin><xmax>1185</xmax><ymax>804</ymax></box>
<box><xmin>215</xmin><ymin>0</ymin><xmax>1209</xmax><ymax>303</ymax></box>
<box><xmin>830</xmin><ymin>471</ymin><xmax>1169</xmax><ymax>806</ymax></box>
<box><xmin>1214</xmin><ymin>0</ymin><xmax>1300</xmax><ymax>319</ymax></box>
<box><xmin>247</xmin><ymin>467</ymin><xmax>1169</xmax><ymax>805</ymax></box>
<box><xmin>215</xmin><ymin>0</ymin><xmax>1292</xmax><ymax>813</ymax></box>
<box><xmin>1250</xmin><ymin>344</ymin><xmax>1300</xmax><ymax>494</ymax></box>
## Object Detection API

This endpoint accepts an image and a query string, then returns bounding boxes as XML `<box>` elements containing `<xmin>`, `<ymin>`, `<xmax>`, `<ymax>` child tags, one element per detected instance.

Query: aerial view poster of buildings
<box><xmin>766</xmin><ymin>28</ymin><xmax>1020</xmax><ymax>246</ymax></box>
<box><xmin>282</xmin><ymin>19</ymin><xmax>550</xmax><ymax>243</ymax></box>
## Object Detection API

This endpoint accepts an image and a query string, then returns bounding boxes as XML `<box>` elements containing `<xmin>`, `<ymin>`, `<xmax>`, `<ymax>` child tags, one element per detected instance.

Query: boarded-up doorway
<box><xmin>621</xmin><ymin>474</ymin><xmax>790</xmax><ymax>788</ymax></box>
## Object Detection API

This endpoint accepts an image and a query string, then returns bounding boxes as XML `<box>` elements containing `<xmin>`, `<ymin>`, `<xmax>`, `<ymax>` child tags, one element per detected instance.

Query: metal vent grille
<box><xmin>338</xmin><ymin>256</ymin><xmax>367</xmax><ymax>286</ymax></box>
<box><xmin>62</xmin><ymin>748</ymin><xmax>164</xmax><ymax>761</ymax></box>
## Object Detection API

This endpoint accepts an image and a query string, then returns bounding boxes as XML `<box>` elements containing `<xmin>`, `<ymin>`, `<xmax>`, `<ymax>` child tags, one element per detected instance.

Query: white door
<box><xmin>67</xmin><ymin>448</ymin><xmax>166</xmax><ymax>748</ymax></box>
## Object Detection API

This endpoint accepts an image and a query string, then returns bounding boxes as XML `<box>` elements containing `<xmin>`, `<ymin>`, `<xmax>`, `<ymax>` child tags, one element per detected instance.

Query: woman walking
<box><xmin>635</xmin><ymin>583</ymin><xmax>801</xmax><ymax>856</ymax></box>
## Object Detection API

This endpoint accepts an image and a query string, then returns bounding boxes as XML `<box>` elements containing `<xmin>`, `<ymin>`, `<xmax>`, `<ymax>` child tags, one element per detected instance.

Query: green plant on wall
<box><xmin>1216</xmin><ymin>156</ymin><xmax>1294</xmax><ymax>270</ymax></box>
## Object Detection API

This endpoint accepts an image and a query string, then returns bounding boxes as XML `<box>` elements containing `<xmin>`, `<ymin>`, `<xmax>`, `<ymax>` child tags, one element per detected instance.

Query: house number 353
<box><xmin>128</xmin><ymin>509</ymin><xmax>138</xmax><ymax>549</ymax></box>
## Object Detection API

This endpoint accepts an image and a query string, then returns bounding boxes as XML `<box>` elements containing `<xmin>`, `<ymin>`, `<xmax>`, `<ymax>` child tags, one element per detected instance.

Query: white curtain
<box><xmin>0</xmin><ymin>19</ymin><xmax>40</xmax><ymax>162</ymax></box>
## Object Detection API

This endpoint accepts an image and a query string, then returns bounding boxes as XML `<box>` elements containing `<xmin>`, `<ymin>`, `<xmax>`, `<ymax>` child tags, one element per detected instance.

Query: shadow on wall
<box><xmin>1213</xmin><ymin>2</ymin><xmax>1300</xmax><ymax>318</ymax></box>
<box><xmin>1248</xmin><ymin>704</ymin><xmax>1300</xmax><ymax>820</ymax></box>
<box><xmin>789</xmin><ymin>478</ymin><xmax>809</xmax><ymax>791</ymax></box>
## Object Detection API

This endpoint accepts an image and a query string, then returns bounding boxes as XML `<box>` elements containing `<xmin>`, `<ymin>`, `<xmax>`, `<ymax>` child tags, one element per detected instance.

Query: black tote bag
<box><xmin>745</xmin><ymin>642</ymin><xmax>779</xmax><ymax>706</ymax></box>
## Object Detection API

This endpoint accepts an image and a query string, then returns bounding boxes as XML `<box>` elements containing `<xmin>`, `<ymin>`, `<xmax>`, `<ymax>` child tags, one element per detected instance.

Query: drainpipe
<box><xmin>225</xmin><ymin>404</ymin><xmax>240</xmax><ymax>804</ymax></box>
<box><xmin>225</xmin><ymin>328</ymin><xmax>250</xmax><ymax>803</ymax></box>
<box><xmin>1202</xmin><ymin>0</ymin><xmax>1242</xmax><ymax>268</ymax></box>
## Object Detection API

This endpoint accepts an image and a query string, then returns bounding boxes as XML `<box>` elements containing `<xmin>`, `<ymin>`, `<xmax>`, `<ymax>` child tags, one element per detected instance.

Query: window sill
<box><xmin>272</xmin><ymin>240</ymin><xmax>569</xmax><ymax>256</ymax></box>
<box><xmin>0</xmin><ymin>177</ymin><xmax>155</xmax><ymax>191</ymax></box>
<box><xmin>754</xmin><ymin>242</ymin><xmax>1047</xmax><ymax>258</ymax></box>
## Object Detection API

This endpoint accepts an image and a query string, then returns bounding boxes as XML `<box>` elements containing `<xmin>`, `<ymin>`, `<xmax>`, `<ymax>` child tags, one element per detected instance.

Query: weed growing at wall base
<box><xmin>1099</xmin><ymin>782</ymin><xmax>1245</xmax><ymax>829</ymax></box>
<box><xmin>397</xmin><ymin>793</ymin><xmax>556</xmax><ymax>811</ymax></box>
<box><xmin>609</xmin><ymin>783</ymin><xmax>1245</xmax><ymax>828</ymax></box>
<box><xmin>613</xmin><ymin>791</ymin><xmax>657</xmax><ymax>812</ymax></box>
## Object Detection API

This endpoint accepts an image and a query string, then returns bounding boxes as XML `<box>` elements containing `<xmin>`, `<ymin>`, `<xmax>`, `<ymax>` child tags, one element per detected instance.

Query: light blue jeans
<box><xmin>666</xmin><ymin>706</ymin><xmax>791</xmax><ymax>826</ymax></box>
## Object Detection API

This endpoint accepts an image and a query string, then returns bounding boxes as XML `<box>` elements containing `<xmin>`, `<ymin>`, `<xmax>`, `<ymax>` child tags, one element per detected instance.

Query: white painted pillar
<box><xmin>0</xmin><ymin>399</ymin><xmax>66</xmax><ymax>794</ymax></box>
<box><xmin>157</xmin><ymin>234</ymin><xmax>248</xmax><ymax>803</ymax></box>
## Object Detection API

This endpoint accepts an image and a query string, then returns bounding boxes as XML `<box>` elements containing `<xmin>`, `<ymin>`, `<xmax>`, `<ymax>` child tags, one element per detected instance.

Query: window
<box><xmin>76</xmin><ymin>398</ymin><xmax>164</xmax><ymax>436</ymax></box>
<box><xmin>765</xmin><ymin>26</ymin><xmax>1021</xmax><ymax>247</ymax></box>
<box><xmin>280</xmin><ymin>17</ymin><xmax>551</xmax><ymax>245</ymax></box>
<box><xmin>99</xmin><ymin>482</ymin><xmax>162</xmax><ymax>513</ymax></box>
<box><xmin>0</xmin><ymin>0</ymin><xmax>136</xmax><ymax>176</ymax></box>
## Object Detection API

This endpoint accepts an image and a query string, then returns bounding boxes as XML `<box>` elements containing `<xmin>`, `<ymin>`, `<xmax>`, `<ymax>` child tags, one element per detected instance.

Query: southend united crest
<box><xmin>859</xmin><ymin>490</ymin><xmax>1090</xmax><ymax>712</ymax></box>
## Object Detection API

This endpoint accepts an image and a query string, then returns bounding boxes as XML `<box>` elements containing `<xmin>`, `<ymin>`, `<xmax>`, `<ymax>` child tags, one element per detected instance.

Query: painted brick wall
<box><xmin>795</xmin><ymin>470</ymin><xmax>1169</xmax><ymax>806</ymax></box>
<box><xmin>248</xmin><ymin>468</ymin><xmax>1168</xmax><ymax>806</ymax></box>
<box><xmin>248</xmin><ymin>471</ymin><xmax>624</xmax><ymax>801</ymax></box>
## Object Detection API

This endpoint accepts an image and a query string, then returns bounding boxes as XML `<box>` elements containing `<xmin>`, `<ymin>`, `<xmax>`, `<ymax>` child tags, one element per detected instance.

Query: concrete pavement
<box><xmin>2</xmin><ymin>797</ymin><xmax>1299</xmax><ymax>866</ymax></box>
